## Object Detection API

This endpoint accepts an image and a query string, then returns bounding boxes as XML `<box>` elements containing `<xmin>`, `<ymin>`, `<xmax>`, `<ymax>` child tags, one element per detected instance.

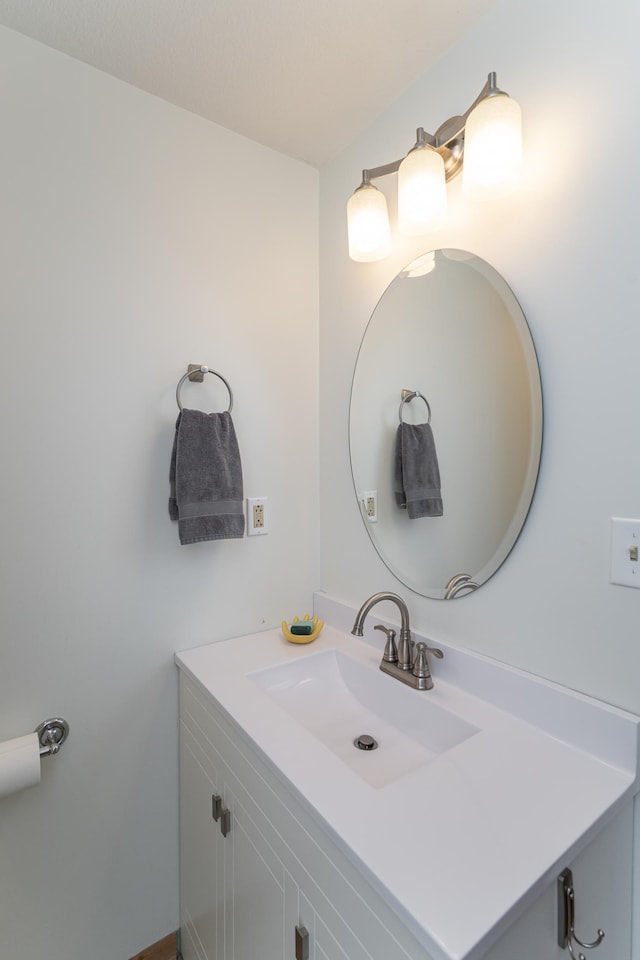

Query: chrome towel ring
<box><xmin>399</xmin><ymin>389</ymin><xmax>431</xmax><ymax>425</ymax></box>
<box><xmin>176</xmin><ymin>364</ymin><xmax>234</xmax><ymax>413</ymax></box>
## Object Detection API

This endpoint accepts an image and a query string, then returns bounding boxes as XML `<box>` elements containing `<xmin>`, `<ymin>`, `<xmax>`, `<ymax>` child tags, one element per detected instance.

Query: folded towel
<box><xmin>393</xmin><ymin>422</ymin><xmax>443</xmax><ymax>519</ymax></box>
<box><xmin>169</xmin><ymin>409</ymin><xmax>245</xmax><ymax>544</ymax></box>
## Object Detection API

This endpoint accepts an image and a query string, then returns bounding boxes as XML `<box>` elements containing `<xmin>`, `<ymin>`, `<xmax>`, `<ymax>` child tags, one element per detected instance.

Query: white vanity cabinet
<box><xmin>178</xmin><ymin>670</ymin><xmax>633</xmax><ymax>960</ymax></box>
<box><xmin>179</xmin><ymin>673</ymin><xmax>426</xmax><ymax>960</ymax></box>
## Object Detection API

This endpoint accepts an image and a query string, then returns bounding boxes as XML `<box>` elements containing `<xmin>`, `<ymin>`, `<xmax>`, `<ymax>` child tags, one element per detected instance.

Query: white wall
<box><xmin>0</xmin><ymin>26</ymin><xmax>319</xmax><ymax>960</ymax></box>
<box><xmin>319</xmin><ymin>0</ymin><xmax>640</xmax><ymax>715</ymax></box>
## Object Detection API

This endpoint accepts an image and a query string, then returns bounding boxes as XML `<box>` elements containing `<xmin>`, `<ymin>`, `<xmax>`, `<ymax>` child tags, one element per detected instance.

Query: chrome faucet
<box><xmin>444</xmin><ymin>573</ymin><xmax>480</xmax><ymax>599</ymax></box>
<box><xmin>351</xmin><ymin>592</ymin><xmax>443</xmax><ymax>691</ymax></box>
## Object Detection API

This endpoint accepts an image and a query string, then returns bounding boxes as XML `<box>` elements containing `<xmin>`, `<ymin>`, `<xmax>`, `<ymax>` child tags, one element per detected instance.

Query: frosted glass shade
<box><xmin>397</xmin><ymin>147</ymin><xmax>447</xmax><ymax>235</ymax></box>
<box><xmin>462</xmin><ymin>94</ymin><xmax>522</xmax><ymax>201</ymax></box>
<box><xmin>347</xmin><ymin>184</ymin><xmax>391</xmax><ymax>262</ymax></box>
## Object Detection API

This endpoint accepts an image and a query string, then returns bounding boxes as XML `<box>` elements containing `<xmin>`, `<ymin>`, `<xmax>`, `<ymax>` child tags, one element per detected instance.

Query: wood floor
<box><xmin>128</xmin><ymin>931</ymin><xmax>177</xmax><ymax>960</ymax></box>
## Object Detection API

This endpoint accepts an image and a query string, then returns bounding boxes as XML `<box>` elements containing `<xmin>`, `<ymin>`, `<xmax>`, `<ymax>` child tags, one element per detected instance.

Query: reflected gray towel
<box><xmin>393</xmin><ymin>422</ymin><xmax>443</xmax><ymax>519</ymax></box>
<box><xmin>169</xmin><ymin>409</ymin><xmax>245</xmax><ymax>544</ymax></box>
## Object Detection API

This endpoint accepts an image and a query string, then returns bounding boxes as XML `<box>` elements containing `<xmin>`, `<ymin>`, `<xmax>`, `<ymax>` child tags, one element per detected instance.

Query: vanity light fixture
<box><xmin>347</xmin><ymin>72</ymin><xmax>522</xmax><ymax>263</ymax></box>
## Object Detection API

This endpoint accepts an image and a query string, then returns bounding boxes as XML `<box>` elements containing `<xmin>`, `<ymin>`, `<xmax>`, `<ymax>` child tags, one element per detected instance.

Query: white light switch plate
<box><xmin>610</xmin><ymin>517</ymin><xmax>640</xmax><ymax>587</ymax></box>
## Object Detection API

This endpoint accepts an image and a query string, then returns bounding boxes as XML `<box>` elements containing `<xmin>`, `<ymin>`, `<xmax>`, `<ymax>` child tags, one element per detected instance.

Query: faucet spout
<box><xmin>351</xmin><ymin>591</ymin><xmax>413</xmax><ymax>669</ymax></box>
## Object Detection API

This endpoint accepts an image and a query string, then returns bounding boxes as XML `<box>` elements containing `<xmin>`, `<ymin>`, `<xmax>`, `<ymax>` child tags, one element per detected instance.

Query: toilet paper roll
<box><xmin>0</xmin><ymin>732</ymin><xmax>41</xmax><ymax>799</ymax></box>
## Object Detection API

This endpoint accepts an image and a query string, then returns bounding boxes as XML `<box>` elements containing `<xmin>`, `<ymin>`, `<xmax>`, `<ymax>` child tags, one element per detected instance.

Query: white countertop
<box><xmin>175</xmin><ymin>593</ymin><xmax>640</xmax><ymax>960</ymax></box>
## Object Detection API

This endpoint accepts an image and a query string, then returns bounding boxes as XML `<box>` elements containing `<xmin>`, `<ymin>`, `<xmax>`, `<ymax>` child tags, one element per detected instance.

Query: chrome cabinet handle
<box><xmin>295</xmin><ymin>925</ymin><xmax>309</xmax><ymax>960</ymax></box>
<box><xmin>212</xmin><ymin>795</ymin><xmax>231</xmax><ymax>836</ymax></box>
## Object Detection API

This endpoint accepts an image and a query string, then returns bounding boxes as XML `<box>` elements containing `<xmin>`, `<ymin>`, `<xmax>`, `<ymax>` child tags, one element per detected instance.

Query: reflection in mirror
<box><xmin>349</xmin><ymin>249</ymin><xmax>542</xmax><ymax>599</ymax></box>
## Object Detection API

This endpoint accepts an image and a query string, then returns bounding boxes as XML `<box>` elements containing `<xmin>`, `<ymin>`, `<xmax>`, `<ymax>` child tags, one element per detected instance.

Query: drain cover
<box><xmin>353</xmin><ymin>734</ymin><xmax>378</xmax><ymax>751</ymax></box>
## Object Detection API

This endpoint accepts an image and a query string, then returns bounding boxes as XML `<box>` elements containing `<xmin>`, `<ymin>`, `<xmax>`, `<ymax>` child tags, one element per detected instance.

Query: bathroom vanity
<box><xmin>175</xmin><ymin>595</ymin><xmax>639</xmax><ymax>960</ymax></box>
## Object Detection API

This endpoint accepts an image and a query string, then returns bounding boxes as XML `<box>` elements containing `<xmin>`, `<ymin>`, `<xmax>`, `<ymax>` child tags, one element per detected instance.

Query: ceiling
<box><xmin>0</xmin><ymin>0</ymin><xmax>498</xmax><ymax>166</ymax></box>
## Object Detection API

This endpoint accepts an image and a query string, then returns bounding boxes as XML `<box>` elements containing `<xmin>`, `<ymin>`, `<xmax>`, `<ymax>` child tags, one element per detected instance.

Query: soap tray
<box><xmin>281</xmin><ymin>615</ymin><xmax>324</xmax><ymax>644</ymax></box>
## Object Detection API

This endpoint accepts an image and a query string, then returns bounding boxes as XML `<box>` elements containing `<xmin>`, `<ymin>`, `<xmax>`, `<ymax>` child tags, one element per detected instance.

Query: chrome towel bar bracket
<box><xmin>176</xmin><ymin>364</ymin><xmax>234</xmax><ymax>413</ymax></box>
<box><xmin>35</xmin><ymin>718</ymin><xmax>70</xmax><ymax>758</ymax></box>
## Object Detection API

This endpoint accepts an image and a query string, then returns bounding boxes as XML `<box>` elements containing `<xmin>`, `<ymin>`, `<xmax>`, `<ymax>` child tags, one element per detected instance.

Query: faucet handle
<box><xmin>412</xmin><ymin>641</ymin><xmax>444</xmax><ymax>679</ymax></box>
<box><xmin>374</xmin><ymin>625</ymin><xmax>398</xmax><ymax>663</ymax></box>
<box><xmin>412</xmin><ymin>642</ymin><xmax>429</xmax><ymax>679</ymax></box>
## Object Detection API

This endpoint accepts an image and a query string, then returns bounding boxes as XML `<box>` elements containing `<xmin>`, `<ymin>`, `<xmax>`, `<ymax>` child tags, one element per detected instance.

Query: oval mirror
<box><xmin>349</xmin><ymin>249</ymin><xmax>543</xmax><ymax>599</ymax></box>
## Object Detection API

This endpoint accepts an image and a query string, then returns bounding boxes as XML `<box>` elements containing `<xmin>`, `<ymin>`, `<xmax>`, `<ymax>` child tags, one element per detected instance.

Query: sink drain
<box><xmin>353</xmin><ymin>734</ymin><xmax>378</xmax><ymax>751</ymax></box>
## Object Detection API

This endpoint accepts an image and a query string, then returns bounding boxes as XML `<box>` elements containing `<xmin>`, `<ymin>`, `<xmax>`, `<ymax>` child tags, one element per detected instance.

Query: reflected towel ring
<box><xmin>399</xmin><ymin>390</ymin><xmax>431</xmax><ymax>425</ymax></box>
<box><xmin>176</xmin><ymin>365</ymin><xmax>234</xmax><ymax>413</ymax></box>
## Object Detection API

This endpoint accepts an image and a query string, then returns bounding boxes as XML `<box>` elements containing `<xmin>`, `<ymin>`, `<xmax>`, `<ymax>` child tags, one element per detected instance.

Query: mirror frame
<box><xmin>349</xmin><ymin>249</ymin><xmax>543</xmax><ymax>599</ymax></box>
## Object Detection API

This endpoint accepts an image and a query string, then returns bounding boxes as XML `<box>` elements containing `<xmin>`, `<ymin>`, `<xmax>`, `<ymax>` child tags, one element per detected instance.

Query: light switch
<box><xmin>610</xmin><ymin>518</ymin><xmax>640</xmax><ymax>588</ymax></box>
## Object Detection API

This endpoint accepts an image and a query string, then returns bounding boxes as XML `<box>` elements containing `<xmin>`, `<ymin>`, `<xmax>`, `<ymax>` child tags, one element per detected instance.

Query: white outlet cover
<box><xmin>362</xmin><ymin>490</ymin><xmax>377</xmax><ymax>523</ymax></box>
<box><xmin>247</xmin><ymin>497</ymin><xmax>269</xmax><ymax>536</ymax></box>
<box><xmin>610</xmin><ymin>517</ymin><xmax>640</xmax><ymax>588</ymax></box>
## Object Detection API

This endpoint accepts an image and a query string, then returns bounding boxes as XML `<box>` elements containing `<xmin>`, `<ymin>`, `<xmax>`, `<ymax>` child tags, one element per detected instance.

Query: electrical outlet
<box><xmin>362</xmin><ymin>490</ymin><xmax>377</xmax><ymax>523</ymax></box>
<box><xmin>247</xmin><ymin>497</ymin><xmax>269</xmax><ymax>536</ymax></box>
<box><xmin>610</xmin><ymin>517</ymin><xmax>640</xmax><ymax>587</ymax></box>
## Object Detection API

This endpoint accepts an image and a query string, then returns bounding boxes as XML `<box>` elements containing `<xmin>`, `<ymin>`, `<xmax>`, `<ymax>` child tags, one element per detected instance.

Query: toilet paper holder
<box><xmin>35</xmin><ymin>718</ymin><xmax>69</xmax><ymax>757</ymax></box>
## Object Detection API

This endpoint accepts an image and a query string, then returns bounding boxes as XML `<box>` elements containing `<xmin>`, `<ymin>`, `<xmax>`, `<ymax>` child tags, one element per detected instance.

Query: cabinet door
<box><xmin>297</xmin><ymin>904</ymin><xmax>353</xmax><ymax>960</ymax></box>
<box><xmin>296</xmin><ymin>890</ymin><xmax>379</xmax><ymax>960</ymax></box>
<box><xmin>485</xmin><ymin>806</ymin><xmax>632</xmax><ymax>960</ymax></box>
<box><xmin>223</xmin><ymin>786</ymin><xmax>286</xmax><ymax>960</ymax></box>
<box><xmin>315</xmin><ymin>917</ymin><xmax>358</xmax><ymax>960</ymax></box>
<box><xmin>180</xmin><ymin>723</ymin><xmax>224</xmax><ymax>960</ymax></box>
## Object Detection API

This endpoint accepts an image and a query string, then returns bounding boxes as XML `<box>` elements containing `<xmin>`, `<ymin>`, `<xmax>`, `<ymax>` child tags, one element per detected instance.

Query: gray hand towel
<box><xmin>169</xmin><ymin>409</ymin><xmax>245</xmax><ymax>544</ymax></box>
<box><xmin>393</xmin><ymin>422</ymin><xmax>443</xmax><ymax>519</ymax></box>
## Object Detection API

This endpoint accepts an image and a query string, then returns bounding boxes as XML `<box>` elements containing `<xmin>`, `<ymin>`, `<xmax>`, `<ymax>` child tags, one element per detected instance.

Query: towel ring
<box><xmin>399</xmin><ymin>390</ymin><xmax>431</xmax><ymax>425</ymax></box>
<box><xmin>176</xmin><ymin>365</ymin><xmax>234</xmax><ymax>413</ymax></box>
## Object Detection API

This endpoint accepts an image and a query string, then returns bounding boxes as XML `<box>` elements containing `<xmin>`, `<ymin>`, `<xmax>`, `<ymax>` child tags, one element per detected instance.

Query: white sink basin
<box><xmin>249</xmin><ymin>649</ymin><xmax>478</xmax><ymax>787</ymax></box>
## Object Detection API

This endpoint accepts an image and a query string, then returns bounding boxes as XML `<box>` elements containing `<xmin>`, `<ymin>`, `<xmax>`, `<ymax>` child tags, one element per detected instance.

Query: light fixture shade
<box><xmin>397</xmin><ymin>147</ymin><xmax>447</xmax><ymax>235</ymax></box>
<box><xmin>347</xmin><ymin>184</ymin><xmax>391</xmax><ymax>262</ymax></box>
<box><xmin>462</xmin><ymin>93</ymin><xmax>522</xmax><ymax>201</ymax></box>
